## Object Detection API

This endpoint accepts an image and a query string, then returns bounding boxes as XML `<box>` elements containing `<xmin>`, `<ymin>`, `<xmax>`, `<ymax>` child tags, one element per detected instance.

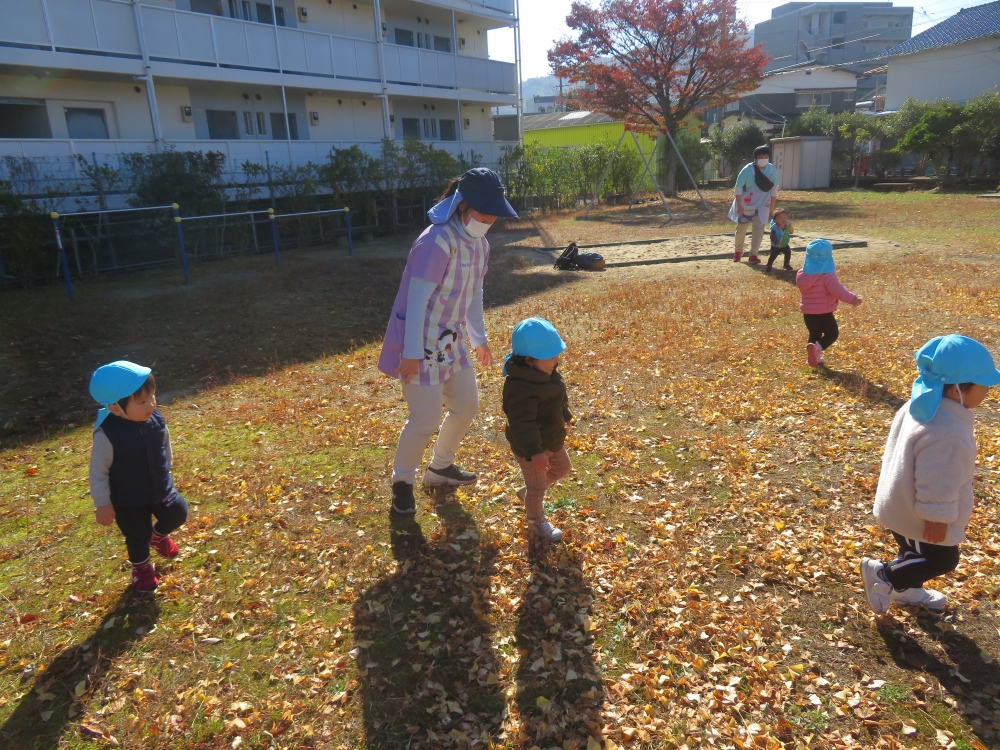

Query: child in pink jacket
<box><xmin>795</xmin><ymin>239</ymin><xmax>863</xmax><ymax>367</ymax></box>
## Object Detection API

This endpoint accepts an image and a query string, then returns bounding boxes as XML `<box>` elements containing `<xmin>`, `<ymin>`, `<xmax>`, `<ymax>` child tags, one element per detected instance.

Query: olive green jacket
<box><xmin>502</xmin><ymin>357</ymin><xmax>573</xmax><ymax>458</ymax></box>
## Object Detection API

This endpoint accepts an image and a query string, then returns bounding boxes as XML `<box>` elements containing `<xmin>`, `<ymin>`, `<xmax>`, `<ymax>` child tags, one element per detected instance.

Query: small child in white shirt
<box><xmin>861</xmin><ymin>335</ymin><xmax>1000</xmax><ymax>613</ymax></box>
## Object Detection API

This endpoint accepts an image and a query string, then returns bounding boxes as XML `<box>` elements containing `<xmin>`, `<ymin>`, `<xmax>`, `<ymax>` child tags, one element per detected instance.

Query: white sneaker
<box><xmin>861</xmin><ymin>557</ymin><xmax>892</xmax><ymax>614</ymax></box>
<box><xmin>528</xmin><ymin>519</ymin><xmax>563</xmax><ymax>543</ymax></box>
<box><xmin>890</xmin><ymin>587</ymin><xmax>947</xmax><ymax>611</ymax></box>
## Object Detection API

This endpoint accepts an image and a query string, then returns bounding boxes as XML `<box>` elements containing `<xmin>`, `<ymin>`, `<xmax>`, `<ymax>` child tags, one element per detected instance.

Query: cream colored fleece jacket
<box><xmin>872</xmin><ymin>398</ymin><xmax>976</xmax><ymax>547</ymax></box>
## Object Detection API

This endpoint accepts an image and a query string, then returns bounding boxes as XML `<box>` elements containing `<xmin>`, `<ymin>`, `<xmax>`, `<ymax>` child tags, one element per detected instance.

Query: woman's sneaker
<box><xmin>150</xmin><ymin>533</ymin><xmax>179</xmax><ymax>559</ymax></box>
<box><xmin>391</xmin><ymin>481</ymin><xmax>416</xmax><ymax>515</ymax></box>
<box><xmin>423</xmin><ymin>464</ymin><xmax>477</xmax><ymax>487</ymax></box>
<box><xmin>860</xmin><ymin>557</ymin><xmax>892</xmax><ymax>614</ymax></box>
<box><xmin>748</xmin><ymin>255</ymin><xmax>761</xmax><ymax>265</ymax></box>
<box><xmin>807</xmin><ymin>342</ymin><xmax>820</xmax><ymax>367</ymax></box>
<box><xmin>131</xmin><ymin>560</ymin><xmax>159</xmax><ymax>593</ymax></box>
<box><xmin>890</xmin><ymin>587</ymin><xmax>947</xmax><ymax>611</ymax></box>
<box><xmin>733</xmin><ymin>251</ymin><xmax>743</xmax><ymax>263</ymax></box>
<box><xmin>528</xmin><ymin>519</ymin><xmax>563</xmax><ymax>543</ymax></box>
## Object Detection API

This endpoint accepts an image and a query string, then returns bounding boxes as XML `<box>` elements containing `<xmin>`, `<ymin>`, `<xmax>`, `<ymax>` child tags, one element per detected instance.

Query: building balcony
<box><xmin>0</xmin><ymin>137</ymin><xmax>518</xmax><ymax>175</ymax></box>
<box><xmin>1</xmin><ymin>0</ymin><xmax>517</xmax><ymax>101</ymax></box>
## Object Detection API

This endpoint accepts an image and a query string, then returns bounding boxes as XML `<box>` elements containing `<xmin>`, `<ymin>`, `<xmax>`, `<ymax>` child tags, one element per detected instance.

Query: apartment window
<box><xmin>833</xmin><ymin>11</ymin><xmax>847</xmax><ymax>24</ymax></box>
<box><xmin>439</xmin><ymin>119</ymin><xmax>457</xmax><ymax>141</ymax></box>
<box><xmin>229</xmin><ymin>0</ymin><xmax>251</xmax><ymax>20</ymax></box>
<box><xmin>394</xmin><ymin>28</ymin><xmax>414</xmax><ymax>46</ymax></box>
<box><xmin>206</xmin><ymin>110</ymin><xmax>240</xmax><ymax>139</ymax></box>
<box><xmin>400</xmin><ymin>118</ymin><xmax>420</xmax><ymax>139</ymax></box>
<box><xmin>256</xmin><ymin>111</ymin><xmax>267</xmax><ymax>135</ymax></box>
<box><xmin>0</xmin><ymin>99</ymin><xmax>52</xmax><ymax>138</ymax></box>
<box><xmin>243</xmin><ymin>111</ymin><xmax>253</xmax><ymax>136</ymax></box>
<box><xmin>256</xmin><ymin>3</ymin><xmax>284</xmax><ymax>25</ymax></box>
<box><xmin>191</xmin><ymin>0</ymin><xmax>223</xmax><ymax>15</ymax></box>
<box><xmin>832</xmin><ymin>36</ymin><xmax>845</xmax><ymax>50</ymax></box>
<box><xmin>65</xmin><ymin>108</ymin><xmax>109</xmax><ymax>139</ymax></box>
<box><xmin>433</xmin><ymin>35</ymin><xmax>452</xmax><ymax>53</ymax></box>
<box><xmin>725</xmin><ymin>101</ymin><xmax>740</xmax><ymax>113</ymax></box>
<box><xmin>270</xmin><ymin>112</ymin><xmax>298</xmax><ymax>140</ymax></box>
<box><xmin>844</xmin><ymin>90</ymin><xmax>854</xmax><ymax>102</ymax></box>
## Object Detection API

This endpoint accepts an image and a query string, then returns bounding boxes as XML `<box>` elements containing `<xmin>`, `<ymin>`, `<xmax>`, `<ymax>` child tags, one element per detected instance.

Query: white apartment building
<box><xmin>0</xmin><ymin>0</ymin><xmax>520</xmax><ymax>182</ymax></box>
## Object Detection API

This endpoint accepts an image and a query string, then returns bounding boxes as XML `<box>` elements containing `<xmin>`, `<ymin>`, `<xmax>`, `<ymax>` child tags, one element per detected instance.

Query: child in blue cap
<box><xmin>502</xmin><ymin>318</ymin><xmax>573</xmax><ymax>542</ymax></box>
<box><xmin>796</xmin><ymin>239</ymin><xmax>862</xmax><ymax>367</ymax></box>
<box><xmin>861</xmin><ymin>335</ymin><xmax>1000</xmax><ymax>614</ymax></box>
<box><xmin>89</xmin><ymin>361</ymin><xmax>188</xmax><ymax>593</ymax></box>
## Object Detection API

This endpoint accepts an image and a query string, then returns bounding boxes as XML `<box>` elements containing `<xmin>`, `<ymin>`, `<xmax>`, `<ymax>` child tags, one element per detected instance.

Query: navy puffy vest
<box><xmin>101</xmin><ymin>410</ymin><xmax>175</xmax><ymax>507</ymax></box>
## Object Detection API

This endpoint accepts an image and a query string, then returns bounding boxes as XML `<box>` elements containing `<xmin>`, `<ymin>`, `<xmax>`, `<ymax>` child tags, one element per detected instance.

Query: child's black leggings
<box><xmin>113</xmin><ymin>491</ymin><xmax>188</xmax><ymax>564</ymax></box>
<box><xmin>767</xmin><ymin>246</ymin><xmax>791</xmax><ymax>267</ymax></box>
<box><xmin>803</xmin><ymin>312</ymin><xmax>839</xmax><ymax>350</ymax></box>
<box><xmin>883</xmin><ymin>532</ymin><xmax>960</xmax><ymax>590</ymax></box>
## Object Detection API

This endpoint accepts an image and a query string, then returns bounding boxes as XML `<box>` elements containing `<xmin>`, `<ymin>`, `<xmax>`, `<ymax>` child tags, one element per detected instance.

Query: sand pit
<box><xmin>530</xmin><ymin>233</ymin><xmax>868</xmax><ymax>268</ymax></box>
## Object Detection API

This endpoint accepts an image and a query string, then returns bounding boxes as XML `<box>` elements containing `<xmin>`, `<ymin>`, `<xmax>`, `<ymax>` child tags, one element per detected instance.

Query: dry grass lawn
<box><xmin>1</xmin><ymin>190</ymin><xmax>1000</xmax><ymax>750</ymax></box>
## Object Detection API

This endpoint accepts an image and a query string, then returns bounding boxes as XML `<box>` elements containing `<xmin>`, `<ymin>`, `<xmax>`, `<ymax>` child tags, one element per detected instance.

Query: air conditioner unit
<box><xmin>298</xmin><ymin>6</ymin><xmax>308</xmax><ymax>22</ymax></box>
<box><xmin>181</xmin><ymin>105</ymin><xmax>193</xmax><ymax>122</ymax></box>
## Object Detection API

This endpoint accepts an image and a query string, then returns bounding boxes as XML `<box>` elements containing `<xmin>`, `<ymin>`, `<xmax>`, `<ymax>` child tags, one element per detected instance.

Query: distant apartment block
<box><xmin>0</xmin><ymin>0</ymin><xmax>520</xmax><ymax>179</ymax></box>
<box><xmin>755</xmin><ymin>1</ymin><xmax>913</xmax><ymax>71</ymax></box>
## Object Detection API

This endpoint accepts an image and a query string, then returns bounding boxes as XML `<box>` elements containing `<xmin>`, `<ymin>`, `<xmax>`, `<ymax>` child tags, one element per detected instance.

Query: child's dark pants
<box><xmin>767</xmin><ymin>246</ymin><xmax>791</xmax><ymax>268</ymax></box>
<box><xmin>884</xmin><ymin>532</ymin><xmax>960</xmax><ymax>590</ymax></box>
<box><xmin>113</xmin><ymin>491</ymin><xmax>188</xmax><ymax>563</ymax></box>
<box><xmin>803</xmin><ymin>312</ymin><xmax>839</xmax><ymax>350</ymax></box>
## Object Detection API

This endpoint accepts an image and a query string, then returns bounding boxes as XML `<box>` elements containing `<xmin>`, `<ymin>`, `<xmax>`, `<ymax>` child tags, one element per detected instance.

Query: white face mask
<box><xmin>756</xmin><ymin>158</ymin><xmax>769</xmax><ymax>168</ymax></box>
<box><xmin>463</xmin><ymin>214</ymin><xmax>492</xmax><ymax>239</ymax></box>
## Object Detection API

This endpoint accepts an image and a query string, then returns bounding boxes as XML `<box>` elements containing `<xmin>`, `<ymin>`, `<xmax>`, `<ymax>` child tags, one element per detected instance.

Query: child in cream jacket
<box><xmin>861</xmin><ymin>335</ymin><xmax>1000</xmax><ymax>614</ymax></box>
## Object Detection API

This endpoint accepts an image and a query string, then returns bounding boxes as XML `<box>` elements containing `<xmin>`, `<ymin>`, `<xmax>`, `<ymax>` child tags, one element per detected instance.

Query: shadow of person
<box><xmin>0</xmin><ymin>590</ymin><xmax>161</xmax><ymax>750</ymax></box>
<box><xmin>877</xmin><ymin>613</ymin><xmax>1000</xmax><ymax>747</ymax></box>
<box><xmin>817</xmin><ymin>367</ymin><xmax>906</xmax><ymax>410</ymax></box>
<box><xmin>748</xmin><ymin>261</ymin><xmax>800</xmax><ymax>285</ymax></box>
<box><xmin>514</xmin><ymin>541</ymin><xmax>603</xmax><ymax>749</ymax></box>
<box><xmin>352</xmin><ymin>489</ymin><xmax>504</xmax><ymax>748</ymax></box>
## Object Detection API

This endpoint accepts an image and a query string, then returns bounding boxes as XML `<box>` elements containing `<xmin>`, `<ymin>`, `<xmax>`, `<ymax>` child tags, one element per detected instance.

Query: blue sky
<box><xmin>488</xmin><ymin>0</ymin><xmax>980</xmax><ymax>79</ymax></box>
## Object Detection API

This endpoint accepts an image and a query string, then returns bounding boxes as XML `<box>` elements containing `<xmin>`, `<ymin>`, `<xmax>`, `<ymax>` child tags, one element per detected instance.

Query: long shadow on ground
<box><xmin>0</xmin><ymin>590</ymin><xmax>160</xmax><ymax>749</ymax></box>
<box><xmin>514</xmin><ymin>542</ymin><xmax>603</xmax><ymax>748</ymax></box>
<box><xmin>818</xmin><ymin>366</ymin><xmax>907</xmax><ymax>410</ymax></box>
<box><xmin>878</xmin><ymin>614</ymin><xmax>1000</xmax><ymax>748</ymax></box>
<box><xmin>352</xmin><ymin>490</ymin><xmax>503</xmax><ymax>749</ymax></box>
<box><xmin>0</xmin><ymin>248</ymin><xmax>579</xmax><ymax>448</ymax></box>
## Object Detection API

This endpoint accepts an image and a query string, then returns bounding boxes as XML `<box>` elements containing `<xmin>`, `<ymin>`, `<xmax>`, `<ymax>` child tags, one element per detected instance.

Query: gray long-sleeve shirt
<box><xmin>88</xmin><ymin>425</ymin><xmax>172</xmax><ymax>508</ymax></box>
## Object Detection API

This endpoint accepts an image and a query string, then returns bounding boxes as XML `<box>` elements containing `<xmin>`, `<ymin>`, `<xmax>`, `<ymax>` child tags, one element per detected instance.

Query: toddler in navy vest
<box><xmin>88</xmin><ymin>361</ymin><xmax>188</xmax><ymax>593</ymax></box>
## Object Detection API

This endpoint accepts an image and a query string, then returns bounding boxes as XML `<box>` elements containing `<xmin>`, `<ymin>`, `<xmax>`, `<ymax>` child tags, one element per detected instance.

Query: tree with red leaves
<box><xmin>549</xmin><ymin>0</ymin><xmax>769</xmax><ymax>197</ymax></box>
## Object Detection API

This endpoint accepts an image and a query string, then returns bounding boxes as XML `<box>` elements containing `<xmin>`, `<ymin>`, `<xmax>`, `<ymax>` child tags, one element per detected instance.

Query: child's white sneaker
<box><xmin>528</xmin><ymin>519</ymin><xmax>563</xmax><ymax>543</ymax></box>
<box><xmin>889</xmin><ymin>587</ymin><xmax>946</xmax><ymax>611</ymax></box>
<box><xmin>860</xmin><ymin>557</ymin><xmax>892</xmax><ymax>614</ymax></box>
<box><xmin>807</xmin><ymin>342</ymin><xmax>820</xmax><ymax>367</ymax></box>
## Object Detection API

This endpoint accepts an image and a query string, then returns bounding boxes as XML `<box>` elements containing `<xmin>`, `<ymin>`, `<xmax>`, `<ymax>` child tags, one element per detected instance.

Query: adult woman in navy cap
<box><xmin>378</xmin><ymin>168</ymin><xmax>518</xmax><ymax>515</ymax></box>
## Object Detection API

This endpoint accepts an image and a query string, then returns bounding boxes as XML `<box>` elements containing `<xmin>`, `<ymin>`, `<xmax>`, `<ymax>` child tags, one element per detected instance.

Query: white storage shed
<box><xmin>771</xmin><ymin>136</ymin><xmax>834</xmax><ymax>190</ymax></box>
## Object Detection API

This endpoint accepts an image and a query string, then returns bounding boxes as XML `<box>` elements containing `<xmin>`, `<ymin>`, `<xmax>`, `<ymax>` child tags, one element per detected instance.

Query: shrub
<box><xmin>122</xmin><ymin>150</ymin><xmax>226</xmax><ymax>216</ymax></box>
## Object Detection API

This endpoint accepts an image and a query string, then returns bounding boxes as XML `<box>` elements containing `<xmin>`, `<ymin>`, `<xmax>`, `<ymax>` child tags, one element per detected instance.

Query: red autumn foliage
<box><xmin>549</xmin><ymin>0</ymin><xmax>770</xmax><ymax>195</ymax></box>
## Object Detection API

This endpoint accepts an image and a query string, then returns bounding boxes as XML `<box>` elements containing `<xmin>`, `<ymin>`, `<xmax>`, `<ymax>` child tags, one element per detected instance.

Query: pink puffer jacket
<box><xmin>796</xmin><ymin>271</ymin><xmax>859</xmax><ymax>314</ymax></box>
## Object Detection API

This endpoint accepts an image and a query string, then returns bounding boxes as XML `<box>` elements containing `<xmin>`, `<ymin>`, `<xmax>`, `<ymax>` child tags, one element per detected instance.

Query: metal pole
<box><xmin>50</xmin><ymin>212</ymin><xmax>74</xmax><ymax>301</ymax></box>
<box><xmin>662</xmin><ymin>128</ymin><xmax>710</xmax><ymax>210</ymax></box>
<box><xmin>173</xmin><ymin>203</ymin><xmax>190</xmax><ymax>282</ymax></box>
<box><xmin>632</xmin><ymin>130</ymin><xmax>672</xmax><ymax>219</ymax></box>
<box><xmin>372</xmin><ymin>0</ymin><xmax>391</xmax><ymax>137</ymax></box>
<box><xmin>345</xmin><ymin>208</ymin><xmax>353</xmax><ymax>255</ymax></box>
<box><xmin>269</xmin><ymin>208</ymin><xmax>280</xmax><ymax>263</ymax></box>
<box><xmin>583</xmin><ymin>129</ymin><xmax>627</xmax><ymax>218</ymax></box>
<box><xmin>514</xmin><ymin>0</ymin><xmax>523</xmax><ymax>143</ymax></box>
<box><xmin>131</xmin><ymin>0</ymin><xmax>163</xmax><ymax>148</ymax></box>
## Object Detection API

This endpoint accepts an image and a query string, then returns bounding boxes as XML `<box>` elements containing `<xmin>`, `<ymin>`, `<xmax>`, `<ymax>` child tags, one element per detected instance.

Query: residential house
<box><xmin>879</xmin><ymin>0</ymin><xmax>1000</xmax><ymax>109</ymax></box>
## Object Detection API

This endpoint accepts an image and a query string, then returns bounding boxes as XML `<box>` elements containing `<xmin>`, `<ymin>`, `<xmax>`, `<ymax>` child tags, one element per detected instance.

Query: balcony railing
<box><xmin>1</xmin><ymin>0</ymin><xmax>517</xmax><ymax>96</ymax></box>
<box><xmin>0</xmin><ymin>138</ymin><xmax>518</xmax><ymax>177</ymax></box>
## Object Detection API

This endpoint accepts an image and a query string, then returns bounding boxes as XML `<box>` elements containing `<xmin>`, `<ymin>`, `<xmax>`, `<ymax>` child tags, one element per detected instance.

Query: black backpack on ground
<box><xmin>554</xmin><ymin>242</ymin><xmax>605</xmax><ymax>271</ymax></box>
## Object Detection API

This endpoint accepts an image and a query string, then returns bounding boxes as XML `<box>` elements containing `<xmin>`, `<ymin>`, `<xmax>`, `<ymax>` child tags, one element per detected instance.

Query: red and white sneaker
<box><xmin>748</xmin><ymin>255</ymin><xmax>761</xmax><ymax>265</ymax></box>
<box><xmin>733</xmin><ymin>251</ymin><xmax>743</xmax><ymax>262</ymax></box>
<box><xmin>131</xmin><ymin>560</ymin><xmax>159</xmax><ymax>593</ymax></box>
<box><xmin>807</xmin><ymin>342</ymin><xmax>820</xmax><ymax>367</ymax></box>
<box><xmin>150</xmin><ymin>532</ymin><xmax>179</xmax><ymax>559</ymax></box>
